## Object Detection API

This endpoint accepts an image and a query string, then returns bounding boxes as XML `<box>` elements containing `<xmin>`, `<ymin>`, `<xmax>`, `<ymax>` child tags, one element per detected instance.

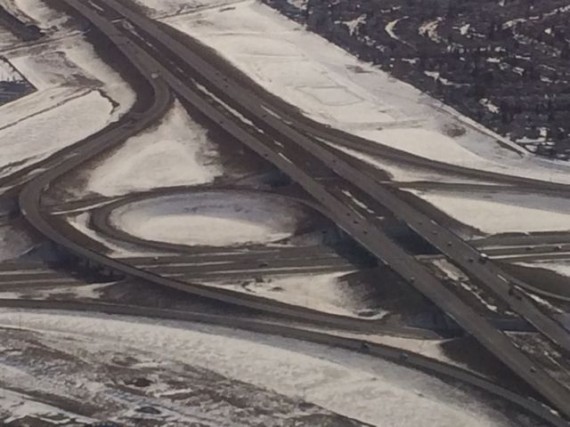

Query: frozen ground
<box><xmin>0</xmin><ymin>55</ymin><xmax>30</xmax><ymax>106</ymax></box>
<box><xmin>0</xmin><ymin>26</ymin><xmax>18</xmax><ymax>50</ymax></box>
<box><xmin>0</xmin><ymin>222</ymin><xmax>33</xmax><ymax>262</ymax></box>
<box><xmin>0</xmin><ymin>57</ymin><xmax>23</xmax><ymax>82</ymax></box>
<box><xmin>131</xmin><ymin>0</ymin><xmax>239</xmax><ymax>17</ymax></box>
<box><xmin>334</xmin><ymin>145</ymin><xmax>501</xmax><ymax>184</ymax></box>
<box><xmin>0</xmin><ymin>0</ymin><xmax>70</xmax><ymax>33</ymax></box>
<box><xmin>0</xmin><ymin>17</ymin><xmax>134</xmax><ymax>179</ymax></box>
<box><xmin>163</xmin><ymin>0</ymin><xmax>570</xmax><ymax>186</ymax></box>
<box><xmin>109</xmin><ymin>192</ymin><xmax>309</xmax><ymax>247</ymax></box>
<box><xmin>0</xmin><ymin>90</ymin><xmax>114</xmax><ymax>179</ymax></box>
<box><xmin>330</xmin><ymin>330</ymin><xmax>460</xmax><ymax>368</ymax></box>
<box><xmin>409</xmin><ymin>189</ymin><xmax>570</xmax><ymax>234</ymax></box>
<box><xmin>0</xmin><ymin>282</ymin><xmax>111</xmax><ymax>300</ymax></box>
<box><xmin>0</xmin><ymin>310</ymin><xmax>545</xmax><ymax>426</ymax></box>
<box><xmin>84</xmin><ymin>101</ymin><xmax>221</xmax><ymax>197</ymax></box>
<box><xmin>207</xmin><ymin>271</ymin><xmax>388</xmax><ymax>319</ymax></box>
<box><xmin>67</xmin><ymin>212</ymin><xmax>166</xmax><ymax>257</ymax></box>
<box><xmin>431</xmin><ymin>258</ymin><xmax>503</xmax><ymax>314</ymax></box>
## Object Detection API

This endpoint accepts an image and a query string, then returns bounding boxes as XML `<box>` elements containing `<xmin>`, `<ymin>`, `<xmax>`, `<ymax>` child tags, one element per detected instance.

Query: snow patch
<box><xmin>0</xmin><ymin>90</ymin><xmax>114</xmax><ymax>178</ymax></box>
<box><xmin>0</xmin><ymin>0</ymin><xmax>68</xmax><ymax>31</ymax></box>
<box><xmin>343</xmin><ymin>14</ymin><xmax>366</xmax><ymax>36</ymax></box>
<box><xmin>208</xmin><ymin>272</ymin><xmax>387</xmax><ymax>319</ymax></box>
<box><xmin>0</xmin><ymin>310</ymin><xmax>526</xmax><ymax>426</ymax></box>
<box><xmin>131</xmin><ymin>0</ymin><xmax>239</xmax><ymax>17</ymax></box>
<box><xmin>0</xmin><ymin>282</ymin><xmax>112</xmax><ymax>300</ymax></box>
<box><xmin>410</xmin><ymin>190</ymin><xmax>570</xmax><ymax>234</ymax></box>
<box><xmin>109</xmin><ymin>192</ymin><xmax>308</xmax><ymax>247</ymax></box>
<box><xmin>0</xmin><ymin>389</ymin><xmax>92</xmax><ymax>424</ymax></box>
<box><xmin>85</xmin><ymin>101</ymin><xmax>220</xmax><ymax>196</ymax></box>
<box><xmin>0</xmin><ymin>58</ymin><xmax>23</xmax><ymax>82</ymax></box>
<box><xmin>162</xmin><ymin>0</ymin><xmax>570</xmax><ymax>185</ymax></box>
<box><xmin>0</xmin><ymin>35</ymin><xmax>135</xmax><ymax>178</ymax></box>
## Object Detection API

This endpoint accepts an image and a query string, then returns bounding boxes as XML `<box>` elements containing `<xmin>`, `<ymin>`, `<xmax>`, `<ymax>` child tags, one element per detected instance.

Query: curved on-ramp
<box><xmin>14</xmin><ymin>0</ymin><xmax>570</xmax><ymax>423</ymax></box>
<box><xmin>0</xmin><ymin>298</ymin><xmax>566</xmax><ymax>427</ymax></box>
<box><xmin>88</xmin><ymin>0</ymin><xmax>570</xmax><ymax>419</ymax></box>
<box><xmin>15</xmin><ymin>3</ymin><xmax>391</xmax><ymax>334</ymax></box>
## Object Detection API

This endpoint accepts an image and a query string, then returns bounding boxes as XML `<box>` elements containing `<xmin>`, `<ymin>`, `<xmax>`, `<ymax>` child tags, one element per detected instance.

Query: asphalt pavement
<box><xmin>14</xmin><ymin>0</ymin><xmax>570</xmax><ymax>420</ymax></box>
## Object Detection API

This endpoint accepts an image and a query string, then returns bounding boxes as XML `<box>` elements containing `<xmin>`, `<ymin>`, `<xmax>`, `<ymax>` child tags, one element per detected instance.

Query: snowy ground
<box><xmin>0</xmin><ymin>282</ymin><xmax>111</xmax><ymax>300</ymax></box>
<box><xmin>109</xmin><ymin>192</ymin><xmax>310</xmax><ymax>247</ymax></box>
<box><xmin>518</xmin><ymin>262</ymin><xmax>570</xmax><ymax>280</ymax></box>
<box><xmin>0</xmin><ymin>57</ymin><xmax>23</xmax><ymax>82</ymax></box>
<box><xmin>0</xmin><ymin>26</ymin><xmax>18</xmax><ymax>50</ymax></box>
<box><xmin>67</xmin><ymin>212</ymin><xmax>166</xmax><ymax>257</ymax></box>
<box><xmin>0</xmin><ymin>1</ymin><xmax>135</xmax><ymax>180</ymax></box>
<box><xmin>0</xmin><ymin>222</ymin><xmax>34</xmax><ymax>262</ymax></box>
<box><xmin>0</xmin><ymin>0</ymin><xmax>70</xmax><ymax>33</ymax></box>
<box><xmin>83</xmin><ymin>100</ymin><xmax>221</xmax><ymax>197</ymax></box>
<box><xmin>335</xmin><ymin>144</ymin><xmax>501</xmax><ymax>184</ymax></box>
<box><xmin>161</xmin><ymin>0</ymin><xmax>570</xmax><ymax>186</ymax></box>
<box><xmin>131</xmin><ymin>0</ymin><xmax>240</xmax><ymax>17</ymax></box>
<box><xmin>0</xmin><ymin>310</ymin><xmax>545</xmax><ymax>426</ymax></box>
<box><xmin>206</xmin><ymin>271</ymin><xmax>388</xmax><ymax>319</ymax></box>
<box><xmin>409</xmin><ymin>189</ymin><xmax>570</xmax><ymax>235</ymax></box>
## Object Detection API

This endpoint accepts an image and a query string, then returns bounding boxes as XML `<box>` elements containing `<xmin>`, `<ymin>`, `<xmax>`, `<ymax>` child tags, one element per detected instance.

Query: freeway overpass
<box><xmin>13</xmin><ymin>0</ymin><xmax>570</xmax><ymax>421</ymax></box>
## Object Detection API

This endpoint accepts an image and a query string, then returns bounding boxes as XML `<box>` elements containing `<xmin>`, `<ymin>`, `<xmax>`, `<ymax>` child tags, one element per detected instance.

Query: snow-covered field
<box><xmin>409</xmin><ymin>190</ymin><xmax>570</xmax><ymax>234</ymax></box>
<box><xmin>0</xmin><ymin>0</ymin><xmax>135</xmax><ymax>180</ymax></box>
<box><xmin>1</xmin><ymin>90</ymin><xmax>115</xmax><ymax>178</ymax></box>
<box><xmin>0</xmin><ymin>56</ymin><xmax>29</xmax><ymax>107</ymax></box>
<box><xmin>335</xmin><ymin>145</ymin><xmax>500</xmax><ymax>184</ymax></box>
<box><xmin>0</xmin><ymin>310</ymin><xmax>542</xmax><ymax>426</ymax></box>
<box><xmin>109</xmin><ymin>192</ymin><xmax>309</xmax><ymax>247</ymax></box>
<box><xmin>208</xmin><ymin>271</ymin><xmax>388</xmax><ymax>319</ymax></box>
<box><xmin>0</xmin><ymin>0</ymin><xmax>70</xmax><ymax>33</ymax></box>
<box><xmin>84</xmin><ymin>101</ymin><xmax>221</xmax><ymax>197</ymax></box>
<box><xmin>161</xmin><ymin>0</ymin><xmax>570</xmax><ymax>186</ymax></box>
<box><xmin>67</xmin><ymin>212</ymin><xmax>166</xmax><ymax>257</ymax></box>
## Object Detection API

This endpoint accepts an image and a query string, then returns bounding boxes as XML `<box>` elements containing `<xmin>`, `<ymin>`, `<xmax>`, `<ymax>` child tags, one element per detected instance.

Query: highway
<box><xmin>484</xmin><ymin>246</ymin><xmax>570</xmax><ymax>262</ymax></box>
<box><xmin>420</xmin><ymin>254</ymin><xmax>570</xmax><ymax>303</ymax></box>
<box><xmin>86</xmin><ymin>185</ymin><xmax>349</xmax><ymax>255</ymax></box>
<box><xmin>9</xmin><ymin>0</ymin><xmax>570</xmax><ymax>421</ymax></box>
<box><xmin>101</xmin><ymin>0</ymin><xmax>570</xmax><ymax>355</ymax></box>
<box><xmin>91</xmin><ymin>185</ymin><xmax>570</xmax><ymax>302</ymax></box>
<box><xmin>77</xmin><ymin>0</ymin><xmax>570</xmax><ymax>414</ymax></box>
<box><xmin>477</xmin><ymin>235</ymin><xmax>570</xmax><ymax>261</ymax></box>
<box><xmin>316</xmin><ymin>119</ymin><xmax>570</xmax><ymax>194</ymax></box>
<box><xmin>0</xmin><ymin>298</ymin><xmax>565</xmax><ymax>426</ymax></box>
<box><xmin>0</xmin><ymin>249</ymin><xmax>356</xmax><ymax>289</ymax></box>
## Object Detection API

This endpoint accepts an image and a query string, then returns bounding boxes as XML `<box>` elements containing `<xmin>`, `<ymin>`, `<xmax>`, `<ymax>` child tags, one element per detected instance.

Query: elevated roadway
<box><xmin>98</xmin><ymin>0</ymin><xmax>570</xmax><ymax>359</ymax></box>
<box><xmin>0</xmin><ymin>299</ymin><xmax>565</xmax><ymax>426</ymax></box>
<box><xmin>0</xmin><ymin>249</ymin><xmax>356</xmax><ymax>288</ymax></box>
<box><xmin>14</xmin><ymin>0</ymin><xmax>570</xmax><ymax>419</ymax></box>
<box><xmin>83</xmin><ymin>0</ymin><xmax>570</xmax><ymax>414</ymax></box>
